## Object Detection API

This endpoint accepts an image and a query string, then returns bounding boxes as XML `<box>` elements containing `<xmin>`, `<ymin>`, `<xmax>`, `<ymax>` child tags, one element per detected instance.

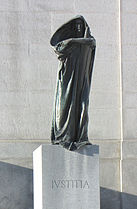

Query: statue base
<box><xmin>33</xmin><ymin>144</ymin><xmax>100</xmax><ymax>209</ymax></box>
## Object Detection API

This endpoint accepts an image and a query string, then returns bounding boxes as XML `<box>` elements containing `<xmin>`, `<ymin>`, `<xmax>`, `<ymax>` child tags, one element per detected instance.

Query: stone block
<box><xmin>0</xmin><ymin>105</ymin><xmax>52</xmax><ymax>140</ymax></box>
<box><xmin>0</xmin><ymin>13</ymin><xmax>22</xmax><ymax>44</ymax></box>
<box><xmin>29</xmin><ymin>0</ymin><xmax>74</xmax><ymax>12</ymax></box>
<box><xmin>33</xmin><ymin>144</ymin><xmax>100</xmax><ymax>209</ymax></box>
<box><xmin>123</xmin><ymin>141</ymin><xmax>137</xmax><ymax>159</ymax></box>
<box><xmin>27</xmin><ymin>91</ymin><xmax>54</xmax><ymax>108</ymax></box>
<box><xmin>0</xmin><ymin>161</ymin><xmax>33</xmax><ymax>209</ymax></box>
<box><xmin>122</xmin><ymin>159</ymin><xmax>137</xmax><ymax>195</ymax></box>
<box><xmin>91</xmin><ymin>60</ymin><xmax>120</xmax><ymax>92</ymax></box>
<box><xmin>95</xmin><ymin>43</ymin><xmax>119</xmax><ymax>61</ymax></box>
<box><xmin>0</xmin><ymin>91</ymin><xmax>52</xmax><ymax>110</ymax></box>
<box><xmin>0</xmin><ymin>142</ymin><xmax>50</xmax><ymax>168</ymax></box>
<box><xmin>0</xmin><ymin>0</ymin><xmax>29</xmax><ymax>11</ymax></box>
<box><xmin>29</xmin><ymin>43</ymin><xmax>53</xmax><ymax>60</ymax></box>
<box><xmin>100</xmin><ymin>187</ymin><xmax>121</xmax><ymax>209</ymax></box>
<box><xmin>74</xmin><ymin>0</ymin><xmax>119</xmax><ymax>14</ymax></box>
<box><xmin>28</xmin><ymin>58</ymin><xmax>57</xmax><ymax>80</ymax></box>
<box><xmin>0</xmin><ymin>142</ymin><xmax>44</xmax><ymax>158</ymax></box>
<box><xmin>90</xmin><ymin>92</ymin><xmax>120</xmax><ymax>109</ymax></box>
<box><xmin>88</xmin><ymin>109</ymin><xmax>121</xmax><ymax>140</ymax></box>
<box><xmin>99</xmin><ymin>159</ymin><xmax>120</xmax><ymax>191</ymax></box>
<box><xmin>123</xmin><ymin>109</ymin><xmax>137</xmax><ymax>139</ymax></box>
<box><xmin>0</xmin><ymin>58</ymin><xmax>57</xmax><ymax>91</ymax></box>
<box><xmin>123</xmin><ymin>92</ymin><xmax>137</xmax><ymax>108</ymax></box>
<box><xmin>1</xmin><ymin>157</ymin><xmax>33</xmax><ymax>169</ymax></box>
<box><xmin>122</xmin><ymin>61</ymin><xmax>137</xmax><ymax>92</ymax></box>
<box><xmin>121</xmin><ymin>192</ymin><xmax>137</xmax><ymax>209</ymax></box>
<box><xmin>0</xmin><ymin>59</ymin><xmax>26</xmax><ymax>91</ymax></box>
<box><xmin>121</xmin><ymin>0</ymin><xmax>137</xmax><ymax>13</ymax></box>
<box><xmin>0</xmin><ymin>12</ymin><xmax>51</xmax><ymax>44</ymax></box>
<box><xmin>122</xmin><ymin>45</ymin><xmax>137</xmax><ymax>61</ymax></box>
<box><xmin>0</xmin><ymin>44</ymin><xmax>28</xmax><ymax>60</ymax></box>
<box><xmin>91</xmin><ymin>141</ymin><xmax>120</xmax><ymax>159</ymax></box>
<box><xmin>0</xmin><ymin>92</ymin><xmax>28</xmax><ymax>107</ymax></box>
<box><xmin>24</xmin><ymin>12</ymin><xmax>51</xmax><ymax>44</ymax></box>
<box><xmin>122</xmin><ymin>14</ymin><xmax>137</xmax><ymax>45</ymax></box>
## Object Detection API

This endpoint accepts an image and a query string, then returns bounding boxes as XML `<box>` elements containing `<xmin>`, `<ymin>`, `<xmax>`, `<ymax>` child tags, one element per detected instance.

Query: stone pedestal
<box><xmin>33</xmin><ymin>144</ymin><xmax>100</xmax><ymax>209</ymax></box>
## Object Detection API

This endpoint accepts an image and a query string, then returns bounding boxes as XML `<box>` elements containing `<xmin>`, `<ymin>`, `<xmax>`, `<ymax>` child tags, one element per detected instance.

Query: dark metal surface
<box><xmin>50</xmin><ymin>15</ymin><xmax>96</xmax><ymax>151</ymax></box>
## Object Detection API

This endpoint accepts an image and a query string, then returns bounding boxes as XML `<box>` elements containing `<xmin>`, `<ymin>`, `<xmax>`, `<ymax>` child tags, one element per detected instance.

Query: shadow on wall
<box><xmin>101</xmin><ymin>187</ymin><xmax>137</xmax><ymax>209</ymax></box>
<box><xmin>0</xmin><ymin>161</ymin><xmax>33</xmax><ymax>209</ymax></box>
<box><xmin>0</xmin><ymin>161</ymin><xmax>136</xmax><ymax>209</ymax></box>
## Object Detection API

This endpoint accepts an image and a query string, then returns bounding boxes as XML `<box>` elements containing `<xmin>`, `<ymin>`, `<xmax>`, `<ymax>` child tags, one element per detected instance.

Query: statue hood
<box><xmin>50</xmin><ymin>15</ymin><xmax>96</xmax><ymax>57</ymax></box>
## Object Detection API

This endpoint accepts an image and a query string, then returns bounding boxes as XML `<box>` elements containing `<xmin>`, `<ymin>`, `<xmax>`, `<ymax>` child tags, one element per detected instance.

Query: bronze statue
<box><xmin>50</xmin><ymin>15</ymin><xmax>96</xmax><ymax>151</ymax></box>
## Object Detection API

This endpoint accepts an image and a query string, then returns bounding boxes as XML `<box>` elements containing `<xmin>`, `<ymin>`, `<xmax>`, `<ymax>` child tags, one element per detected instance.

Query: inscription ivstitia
<box><xmin>52</xmin><ymin>180</ymin><xmax>90</xmax><ymax>189</ymax></box>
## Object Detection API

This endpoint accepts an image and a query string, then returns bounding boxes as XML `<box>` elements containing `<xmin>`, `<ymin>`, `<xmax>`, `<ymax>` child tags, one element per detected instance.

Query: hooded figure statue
<box><xmin>50</xmin><ymin>15</ymin><xmax>96</xmax><ymax>151</ymax></box>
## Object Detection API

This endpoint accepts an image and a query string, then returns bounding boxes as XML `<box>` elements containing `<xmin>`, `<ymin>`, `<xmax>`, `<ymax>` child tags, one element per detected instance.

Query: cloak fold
<box><xmin>50</xmin><ymin>15</ymin><xmax>96</xmax><ymax>151</ymax></box>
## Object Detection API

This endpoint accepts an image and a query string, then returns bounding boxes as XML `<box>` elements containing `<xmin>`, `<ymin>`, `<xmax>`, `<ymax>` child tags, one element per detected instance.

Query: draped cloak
<box><xmin>50</xmin><ymin>15</ymin><xmax>96</xmax><ymax>151</ymax></box>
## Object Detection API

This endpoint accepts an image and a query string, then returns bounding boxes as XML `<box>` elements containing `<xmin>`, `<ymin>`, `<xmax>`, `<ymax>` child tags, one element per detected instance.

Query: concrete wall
<box><xmin>0</xmin><ymin>0</ymin><xmax>136</xmax><ymax>208</ymax></box>
<box><xmin>121</xmin><ymin>0</ymin><xmax>137</xmax><ymax>208</ymax></box>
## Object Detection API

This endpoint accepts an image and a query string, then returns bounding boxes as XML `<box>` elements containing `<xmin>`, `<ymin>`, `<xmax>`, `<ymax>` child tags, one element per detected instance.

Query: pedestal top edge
<box><xmin>33</xmin><ymin>144</ymin><xmax>99</xmax><ymax>156</ymax></box>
